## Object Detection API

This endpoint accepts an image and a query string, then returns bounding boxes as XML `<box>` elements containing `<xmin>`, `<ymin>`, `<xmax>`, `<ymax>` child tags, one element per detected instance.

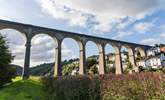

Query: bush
<box><xmin>105</xmin><ymin>67</ymin><xmax>115</xmax><ymax>74</ymax></box>
<box><xmin>41</xmin><ymin>73</ymin><xmax>165</xmax><ymax>100</ymax></box>
<box><xmin>41</xmin><ymin>75</ymin><xmax>101</xmax><ymax>100</ymax></box>
<box><xmin>101</xmin><ymin>73</ymin><xmax>165</xmax><ymax>100</ymax></box>
<box><xmin>0</xmin><ymin>34</ymin><xmax>16</xmax><ymax>87</ymax></box>
<box><xmin>161</xmin><ymin>67</ymin><xmax>165</xmax><ymax>73</ymax></box>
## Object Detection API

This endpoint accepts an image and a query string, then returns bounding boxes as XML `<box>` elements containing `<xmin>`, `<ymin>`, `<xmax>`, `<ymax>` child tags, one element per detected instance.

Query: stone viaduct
<box><xmin>0</xmin><ymin>19</ymin><xmax>151</xmax><ymax>79</ymax></box>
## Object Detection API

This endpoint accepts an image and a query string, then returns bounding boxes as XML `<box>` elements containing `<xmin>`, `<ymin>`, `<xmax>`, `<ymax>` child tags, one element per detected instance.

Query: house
<box><xmin>137</xmin><ymin>46</ymin><xmax>165</xmax><ymax>69</ymax></box>
<box><xmin>136</xmin><ymin>59</ymin><xmax>146</xmax><ymax>68</ymax></box>
<box><xmin>121</xmin><ymin>51</ymin><xmax>128</xmax><ymax>62</ymax></box>
<box><xmin>106</xmin><ymin>53</ymin><xmax>115</xmax><ymax>68</ymax></box>
<box><xmin>145</xmin><ymin>53</ymin><xmax>165</xmax><ymax>68</ymax></box>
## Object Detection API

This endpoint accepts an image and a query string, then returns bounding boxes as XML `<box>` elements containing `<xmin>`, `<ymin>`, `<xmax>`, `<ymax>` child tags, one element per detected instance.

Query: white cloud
<box><xmin>160</xmin><ymin>32</ymin><xmax>165</xmax><ymax>38</ymax></box>
<box><xmin>54</xmin><ymin>0</ymin><xmax>160</xmax><ymax>17</ymax></box>
<box><xmin>140</xmin><ymin>38</ymin><xmax>161</xmax><ymax>46</ymax></box>
<box><xmin>61</xmin><ymin>43</ymin><xmax>76</xmax><ymax>60</ymax></box>
<box><xmin>37</xmin><ymin>0</ymin><xmax>163</xmax><ymax>32</ymax></box>
<box><xmin>160</xmin><ymin>24</ymin><xmax>165</xmax><ymax>31</ymax></box>
<box><xmin>0</xmin><ymin>29</ymin><xmax>26</xmax><ymax>66</ymax></box>
<box><xmin>113</xmin><ymin>31</ymin><xmax>133</xmax><ymax>39</ymax></box>
<box><xmin>0</xmin><ymin>30</ymin><xmax>75</xmax><ymax>66</ymax></box>
<box><xmin>114</xmin><ymin>19</ymin><xmax>157</xmax><ymax>39</ymax></box>
<box><xmin>116</xmin><ymin>18</ymin><xmax>135</xmax><ymax>30</ymax></box>
<box><xmin>69</xmin><ymin>13</ymin><xmax>87</xmax><ymax>27</ymax></box>
<box><xmin>133</xmin><ymin>22</ymin><xmax>154</xmax><ymax>33</ymax></box>
<box><xmin>140</xmin><ymin>32</ymin><xmax>165</xmax><ymax>46</ymax></box>
<box><xmin>31</xmin><ymin>35</ymin><xmax>56</xmax><ymax>65</ymax></box>
<box><xmin>0</xmin><ymin>15</ymin><xmax>12</xmax><ymax>20</ymax></box>
<box><xmin>38</xmin><ymin>0</ymin><xmax>88</xmax><ymax>27</ymax></box>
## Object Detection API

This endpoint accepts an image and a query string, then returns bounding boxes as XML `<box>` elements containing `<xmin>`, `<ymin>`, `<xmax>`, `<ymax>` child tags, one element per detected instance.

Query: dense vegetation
<box><xmin>42</xmin><ymin>72</ymin><xmax>165</xmax><ymax>100</ymax></box>
<box><xmin>0</xmin><ymin>34</ymin><xmax>16</xmax><ymax>86</ymax></box>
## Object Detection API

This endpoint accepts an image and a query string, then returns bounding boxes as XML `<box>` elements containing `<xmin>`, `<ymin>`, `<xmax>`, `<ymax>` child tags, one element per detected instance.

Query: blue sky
<box><xmin>0</xmin><ymin>0</ymin><xmax>165</xmax><ymax>66</ymax></box>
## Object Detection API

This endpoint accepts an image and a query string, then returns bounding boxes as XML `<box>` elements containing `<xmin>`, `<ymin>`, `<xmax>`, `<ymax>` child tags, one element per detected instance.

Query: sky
<box><xmin>0</xmin><ymin>0</ymin><xmax>165</xmax><ymax>67</ymax></box>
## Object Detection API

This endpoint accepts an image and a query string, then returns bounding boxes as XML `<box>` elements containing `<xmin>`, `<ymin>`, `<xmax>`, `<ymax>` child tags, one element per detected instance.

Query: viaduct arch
<box><xmin>0</xmin><ymin>19</ymin><xmax>151</xmax><ymax>79</ymax></box>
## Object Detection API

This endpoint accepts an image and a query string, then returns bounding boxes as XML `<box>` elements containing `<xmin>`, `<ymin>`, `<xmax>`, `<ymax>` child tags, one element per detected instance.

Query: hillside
<box><xmin>10</xmin><ymin>56</ymin><xmax>100</xmax><ymax>76</ymax></box>
<box><xmin>30</xmin><ymin>63</ymin><xmax>54</xmax><ymax>76</ymax></box>
<box><xmin>0</xmin><ymin>77</ymin><xmax>46</xmax><ymax>100</ymax></box>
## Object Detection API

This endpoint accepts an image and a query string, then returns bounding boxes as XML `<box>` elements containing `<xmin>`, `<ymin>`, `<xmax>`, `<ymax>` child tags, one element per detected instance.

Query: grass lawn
<box><xmin>0</xmin><ymin>76</ymin><xmax>47</xmax><ymax>100</ymax></box>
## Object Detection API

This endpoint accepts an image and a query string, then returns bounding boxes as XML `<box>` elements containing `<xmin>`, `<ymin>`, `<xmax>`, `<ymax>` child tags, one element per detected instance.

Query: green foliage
<box><xmin>139</xmin><ymin>66</ymin><xmax>165</xmax><ymax>74</ymax></box>
<box><xmin>25</xmin><ymin>57</ymin><xmax>99</xmax><ymax>76</ymax></box>
<box><xmin>127</xmin><ymin>61</ymin><xmax>133</xmax><ymax>70</ymax></box>
<box><xmin>87</xmin><ymin>58</ymin><xmax>98</xmax><ymax>74</ymax></box>
<box><xmin>0</xmin><ymin>34</ymin><xmax>16</xmax><ymax>86</ymax></box>
<box><xmin>89</xmin><ymin>64</ymin><xmax>98</xmax><ymax>75</ymax></box>
<box><xmin>29</xmin><ymin>59</ymin><xmax>79</xmax><ymax>76</ymax></box>
<box><xmin>124</xmin><ymin>61</ymin><xmax>133</xmax><ymax>74</ymax></box>
<box><xmin>87</xmin><ymin>59</ymin><xmax>98</xmax><ymax>69</ymax></box>
<box><xmin>161</xmin><ymin>67</ymin><xmax>165</xmax><ymax>73</ymax></box>
<box><xmin>30</xmin><ymin>63</ymin><xmax>54</xmax><ymax>76</ymax></box>
<box><xmin>105</xmin><ymin>66</ymin><xmax>115</xmax><ymax>74</ymax></box>
<box><xmin>41</xmin><ymin>76</ymin><xmax>101</xmax><ymax>100</ymax></box>
<box><xmin>62</xmin><ymin>61</ymin><xmax>79</xmax><ymax>75</ymax></box>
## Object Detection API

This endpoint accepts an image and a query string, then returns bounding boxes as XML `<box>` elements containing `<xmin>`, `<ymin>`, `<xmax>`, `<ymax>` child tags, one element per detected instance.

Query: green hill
<box><xmin>10</xmin><ymin>56</ymin><xmax>98</xmax><ymax>76</ymax></box>
<box><xmin>0</xmin><ymin>77</ymin><xmax>47</xmax><ymax>100</ymax></box>
<box><xmin>30</xmin><ymin>63</ymin><xmax>54</xmax><ymax>76</ymax></box>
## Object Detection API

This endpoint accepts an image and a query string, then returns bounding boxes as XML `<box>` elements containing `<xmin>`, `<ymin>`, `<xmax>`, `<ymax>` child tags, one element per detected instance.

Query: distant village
<box><xmin>70</xmin><ymin>44</ymin><xmax>165</xmax><ymax>75</ymax></box>
<box><xmin>106</xmin><ymin>44</ymin><xmax>165</xmax><ymax>72</ymax></box>
<box><xmin>136</xmin><ymin>45</ymin><xmax>165</xmax><ymax>68</ymax></box>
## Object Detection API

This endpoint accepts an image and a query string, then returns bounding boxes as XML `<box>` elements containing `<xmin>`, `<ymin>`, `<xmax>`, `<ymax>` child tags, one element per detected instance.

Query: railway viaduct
<box><xmin>0</xmin><ymin>19</ymin><xmax>151</xmax><ymax>79</ymax></box>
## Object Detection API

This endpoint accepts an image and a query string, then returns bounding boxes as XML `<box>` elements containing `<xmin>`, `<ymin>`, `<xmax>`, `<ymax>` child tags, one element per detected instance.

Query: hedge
<box><xmin>41</xmin><ymin>72</ymin><xmax>165</xmax><ymax>100</ymax></box>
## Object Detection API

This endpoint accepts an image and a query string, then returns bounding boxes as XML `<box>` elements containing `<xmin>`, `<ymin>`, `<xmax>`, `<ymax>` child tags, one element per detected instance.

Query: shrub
<box><xmin>105</xmin><ymin>67</ymin><xmax>115</xmax><ymax>74</ymax></box>
<box><xmin>41</xmin><ymin>75</ymin><xmax>101</xmax><ymax>100</ymax></box>
<box><xmin>101</xmin><ymin>73</ymin><xmax>165</xmax><ymax>100</ymax></box>
<box><xmin>161</xmin><ymin>67</ymin><xmax>165</xmax><ymax>73</ymax></box>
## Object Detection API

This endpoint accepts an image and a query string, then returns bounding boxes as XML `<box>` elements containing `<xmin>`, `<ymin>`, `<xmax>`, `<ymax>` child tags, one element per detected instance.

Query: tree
<box><xmin>124</xmin><ymin>61</ymin><xmax>133</xmax><ymax>74</ymax></box>
<box><xmin>87</xmin><ymin>59</ymin><xmax>98</xmax><ymax>69</ymax></box>
<box><xmin>86</xmin><ymin>58</ymin><xmax>98</xmax><ymax>74</ymax></box>
<box><xmin>127</xmin><ymin>61</ymin><xmax>133</xmax><ymax>70</ymax></box>
<box><xmin>89</xmin><ymin>64</ymin><xmax>98</xmax><ymax>75</ymax></box>
<box><xmin>0</xmin><ymin>34</ymin><xmax>16</xmax><ymax>86</ymax></box>
<box><xmin>62</xmin><ymin>59</ymin><xmax>79</xmax><ymax>76</ymax></box>
<box><xmin>159</xmin><ymin>44</ymin><xmax>165</xmax><ymax>47</ymax></box>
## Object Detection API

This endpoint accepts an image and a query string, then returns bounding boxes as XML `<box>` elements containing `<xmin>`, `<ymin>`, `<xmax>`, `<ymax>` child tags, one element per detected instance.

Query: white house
<box><xmin>137</xmin><ymin>46</ymin><xmax>165</xmax><ymax>69</ymax></box>
<box><xmin>136</xmin><ymin>59</ymin><xmax>146</xmax><ymax>68</ymax></box>
<box><xmin>145</xmin><ymin>55</ymin><xmax>163</xmax><ymax>69</ymax></box>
